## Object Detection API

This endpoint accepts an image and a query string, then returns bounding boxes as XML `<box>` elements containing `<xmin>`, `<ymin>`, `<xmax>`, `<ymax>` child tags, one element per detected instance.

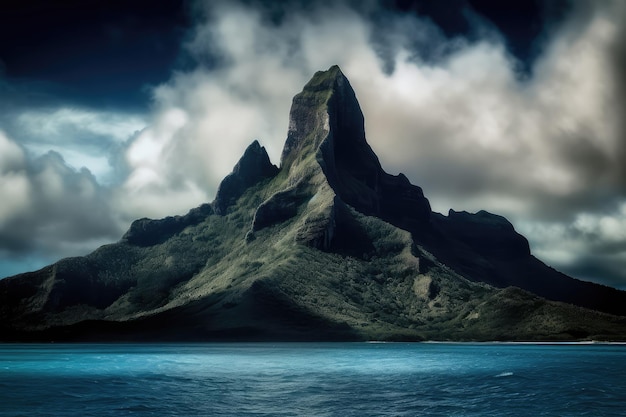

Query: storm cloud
<box><xmin>1</xmin><ymin>0</ymin><xmax>625</xmax><ymax>288</ymax></box>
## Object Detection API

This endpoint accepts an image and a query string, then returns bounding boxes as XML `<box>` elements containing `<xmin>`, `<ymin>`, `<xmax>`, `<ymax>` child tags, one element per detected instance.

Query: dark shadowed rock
<box><xmin>281</xmin><ymin>65</ymin><xmax>431</xmax><ymax>233</ymax></box>
<box><xmin>427</xmin><ymin>209</ymin><xmax>626</xmax><ymax>316</ymax></box>
<box><xmin>123</xmin><ymin>204</ymin><xmax>214</xmax><ymax>246</ymax></box>
<box><xmin>252</xmin><ymin>183</ymin><xmax>310</xmax><ymax>232</ymax></box>
<box><xmin>213</xmin><ymin>140</ymin><xmax>279</xmax><ymax>215</ymax></box>
<box><xmin>441</xmin><ymin>209</ymin><xmax>531</xmax><ymax>259</ymax></box>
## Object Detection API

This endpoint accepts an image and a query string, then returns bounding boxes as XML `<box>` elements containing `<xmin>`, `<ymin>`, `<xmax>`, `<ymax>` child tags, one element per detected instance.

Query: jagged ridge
<box><xmin>1</xmin><ymin>65</ymin><xmax>626</xmax><ymax>342</ymax></box>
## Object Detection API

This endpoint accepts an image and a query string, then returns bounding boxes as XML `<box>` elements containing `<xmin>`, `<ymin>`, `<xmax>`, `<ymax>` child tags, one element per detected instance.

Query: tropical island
<box><xmin>2</xmin><ymin>66</ymin><xmax>625</xmax><ymax>342</ymax></box>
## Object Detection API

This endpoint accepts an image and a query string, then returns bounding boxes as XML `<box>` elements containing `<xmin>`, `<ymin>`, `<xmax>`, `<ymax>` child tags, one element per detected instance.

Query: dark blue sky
<box><xmin>0</xmin><ymin>0</ymin><xmax>570</xmax><ymax>110</ymax></box>
<box><xmin>0</xmin><ymin>0</ymin><xmax>190</xmax><ymax>109</ymax></box>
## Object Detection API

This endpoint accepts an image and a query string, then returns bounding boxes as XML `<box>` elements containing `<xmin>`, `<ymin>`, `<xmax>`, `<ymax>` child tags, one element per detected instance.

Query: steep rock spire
<box><xmin>213</xmin><ymin>140</ymin><xmax>279</xmax><ymax>215</ymax></box>
<box><xmin>279</xmin><ymin>65</ymin><xmax>431</xmax><ymax>232</ymax></box>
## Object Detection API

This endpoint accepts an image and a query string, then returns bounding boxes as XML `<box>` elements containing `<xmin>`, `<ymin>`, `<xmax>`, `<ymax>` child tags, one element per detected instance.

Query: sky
<box><xmin>1</xmin><ymin>0</ymin><xmax>625</xmax><ymax>290</ymax></box>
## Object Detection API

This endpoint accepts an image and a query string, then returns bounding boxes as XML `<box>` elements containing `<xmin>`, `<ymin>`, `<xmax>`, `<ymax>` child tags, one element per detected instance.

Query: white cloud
<box><xmin>573</xmin><ymin>204</ymin><xmax>626</xmax><ymax>243</ymax></box>
<box><xmin>0</xmin><ymin>131</ymin><xmax>123</xmax><ymax>263</ymax></box>
<box><xmin>16</xmin><ymin>107</ymin><xmax>145</xmax><ymax>143</ymax></box>
<box><xmin>0</xmin><ymin>132</ymin><xmax>30</xmax><ymax>225</ymax></box>
<box><xmin>0</xmin><ymin>130</ymin><xmax>25</xmax><ymax>169</ymax></box>
<box><xmin>3</xmin><ymin>106</ymin><xmax>146</xmax><ymax>182</ymax></box>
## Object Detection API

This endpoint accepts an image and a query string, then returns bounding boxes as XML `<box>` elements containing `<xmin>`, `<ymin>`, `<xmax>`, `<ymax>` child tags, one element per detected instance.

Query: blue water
<box><xmin>1</xmin><ymin>343</ymin><xmax>625</xmax><ymax>416</ymax></box>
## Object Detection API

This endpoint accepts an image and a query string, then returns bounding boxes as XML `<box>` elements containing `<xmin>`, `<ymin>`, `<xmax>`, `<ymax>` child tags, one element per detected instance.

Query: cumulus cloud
<box><xmin>1</xmin><ymin>0</ymin><xmax>625</xmax><ymax>288</ymax></box>
<box><xmin>0</xmin><ymin>102</ymin><xmax>145</xmax><ymax>275</ymax></box>
<box><xmin>0</xmin><ymin>131</ymin><xmax>123</xmax><ymax>262</ymax></box>
<box><xmin>356</xmin><ymin>3</ymin><xmax>625</xmax><ymax>221</ymax></box>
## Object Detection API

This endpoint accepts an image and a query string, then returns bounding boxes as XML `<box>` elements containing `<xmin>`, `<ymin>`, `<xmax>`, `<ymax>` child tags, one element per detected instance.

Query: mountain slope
<box><xmin>1</xmin><ymin>65</ymin><xmax>626</xmax><ymax>342</ymax></box>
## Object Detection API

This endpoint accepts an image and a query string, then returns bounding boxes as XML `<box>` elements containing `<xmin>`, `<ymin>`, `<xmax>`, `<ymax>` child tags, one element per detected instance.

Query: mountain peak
<box><xmin>301</xmin><ymin>64</ymin><xmax>345</xmax><ymax>93</ymax></box>
<box><xmin>280</xmin><ymin>65</ymin><xmax>363</xmax><ymax>169</ymax></box>
<box><xmin>277</xmin><ymin>65</ymin><xmax>431</xmax><ymax>230</ymax></box>
<box><xmin>213</xmin><ymin>140</ymin><xmax>278</xmax><ymax>214</ymax></box>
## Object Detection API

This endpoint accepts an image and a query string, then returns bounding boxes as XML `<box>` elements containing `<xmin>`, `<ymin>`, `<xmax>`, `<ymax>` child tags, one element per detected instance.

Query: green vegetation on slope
<box><xmin>2</xmin><ymin>64</ymin><xmax>626</xmax><ymax>342</ymax></box>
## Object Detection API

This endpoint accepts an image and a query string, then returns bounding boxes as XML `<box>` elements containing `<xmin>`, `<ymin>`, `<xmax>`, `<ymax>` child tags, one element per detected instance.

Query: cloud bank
<box><xmin>0</xmin><ymin>131</ymin><xmax>120</xmax><ymax>261</ymax></box>
<box><xmin>1</xmin><ymin>0</ymin><xmax>625</xmax><ymax>288</ymax></box>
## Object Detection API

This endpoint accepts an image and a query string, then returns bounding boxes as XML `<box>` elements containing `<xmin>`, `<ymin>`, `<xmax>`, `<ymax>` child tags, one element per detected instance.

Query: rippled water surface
<box><xmin>1</xmin><ymin>342</ymin><xmax>625</xmax><ymax>416</ymax></box>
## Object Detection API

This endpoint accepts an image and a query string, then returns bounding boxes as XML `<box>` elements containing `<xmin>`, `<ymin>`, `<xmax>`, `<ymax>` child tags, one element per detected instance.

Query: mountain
<box><xmin>1</xmin><ymin>65</ymin><xmax>626</xmax><ymax>342</ymax></box>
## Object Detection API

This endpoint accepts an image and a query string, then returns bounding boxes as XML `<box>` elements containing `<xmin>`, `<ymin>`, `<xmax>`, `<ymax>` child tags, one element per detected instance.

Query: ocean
<box><xmin>0</xmin><ymin>342</ymin><xmax>624</xmax><ymax>416</ymax></box>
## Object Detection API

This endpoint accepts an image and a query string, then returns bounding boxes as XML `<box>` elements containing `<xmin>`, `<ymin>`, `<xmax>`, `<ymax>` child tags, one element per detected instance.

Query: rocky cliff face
<box><xmin>281</xmin><ymin>66</ymin><xmax>431</xmax><ymax>232</ymax></box>
<box><xmin>213</xmin><ymin>140</ymin><xmax>279</xmax><ymax>215</ymax></box>
<box><xmin>1</xmin><ymin>66</ymin><xmax>626</xmax><ymax>342</ymax></box>
<box><xmin>249</xmin><ymin>65</ymin><xmax>432</xmax><ymax>253</ymax></box>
